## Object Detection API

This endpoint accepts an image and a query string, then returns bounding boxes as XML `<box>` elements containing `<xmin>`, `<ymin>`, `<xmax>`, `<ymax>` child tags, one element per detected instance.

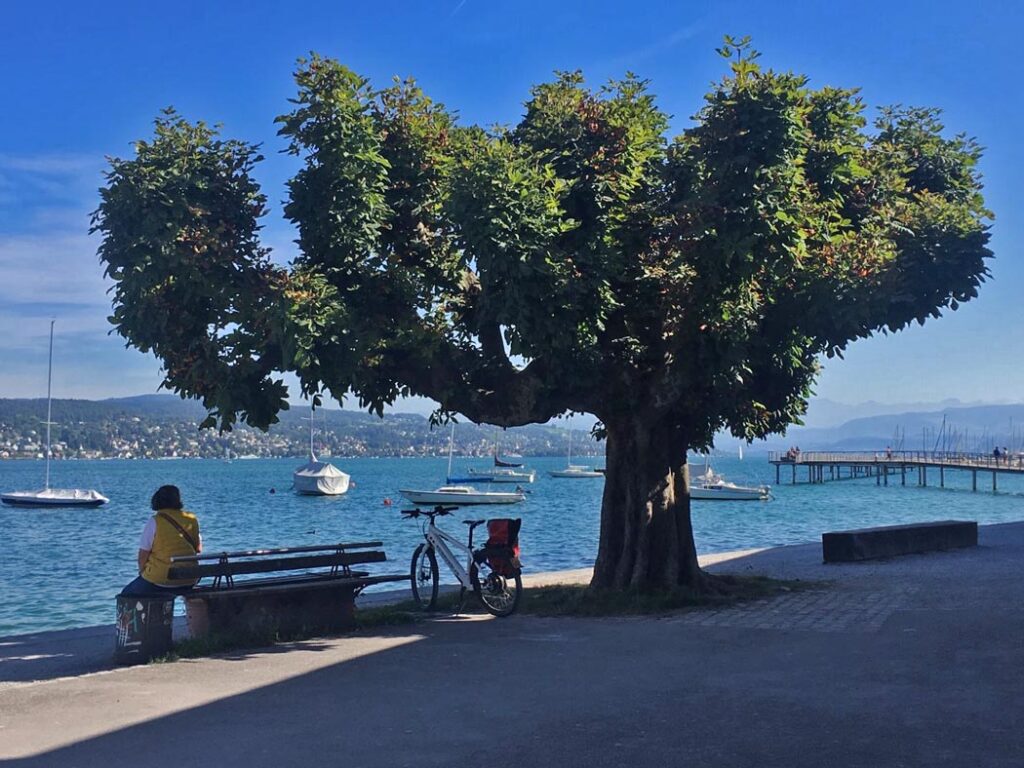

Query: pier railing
<box><xmin>768</xmin><ymin>450</ymin><xmax>1024</xmax><ymax>470</ymax></box>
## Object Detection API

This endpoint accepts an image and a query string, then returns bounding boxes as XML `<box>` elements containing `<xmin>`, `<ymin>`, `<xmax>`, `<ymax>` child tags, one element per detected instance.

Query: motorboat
<box><xmin>548</xmin><ymin>465</ymin><xmax>604</xmax><ymax>479</ymax></box>
<box><xmin>1</xmin><ymin>320</ymin><xmax>109</xmax><ymax>508</ymax></box>
<box><xmin>292</xmin><ymin>404</ymin><xmax>350</xmax><ymax>496</ymax></box>
<box><xmin>690</xmin><ymin>465</ymin><xmax>770</xmax><ymax>501</ymax></box>
<box><xmin>548</xmin><ymin>428</ymin><xmax>603</xmax><ymax>478</ymax></box>
<box><xmin>399</xmin><ymin>485</ymin><xmax>525</xmax><ymax>505</ymax></box>
<box><xmin>467</xmin><ymin>467</ymin><xmax>536</xmax><ymax>483</ymax></box>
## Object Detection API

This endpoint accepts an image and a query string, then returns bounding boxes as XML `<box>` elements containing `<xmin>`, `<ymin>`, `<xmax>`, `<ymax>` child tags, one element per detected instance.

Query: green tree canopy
<box><xmin>94</xmin><ymin>39</ymin><xmax>991</xmax><ymax>590</ymax></box>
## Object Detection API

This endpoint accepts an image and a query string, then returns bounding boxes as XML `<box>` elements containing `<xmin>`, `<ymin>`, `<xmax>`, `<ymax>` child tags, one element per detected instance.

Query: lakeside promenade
<box><xmin>3</xmin><ymin>523</ymin><xmax>1023</xmax><ymax>766</ymax></box>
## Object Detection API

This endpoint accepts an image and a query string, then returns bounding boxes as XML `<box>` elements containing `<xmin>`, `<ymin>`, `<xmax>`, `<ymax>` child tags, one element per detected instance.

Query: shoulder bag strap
<box><xmin>157</xmin><ymin>512</ymin><xmax>199</xmax><ymax>553</ymax></box>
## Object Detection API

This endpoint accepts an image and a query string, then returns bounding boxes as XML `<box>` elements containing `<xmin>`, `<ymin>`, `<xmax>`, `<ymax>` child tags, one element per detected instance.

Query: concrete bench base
<box><xmin>822</xmin><ymin>520</ymin><xmax>978</xmax><ymax>563</ymax></box>
<box><xmin>184</xmin><ymin>578</ymin><xmax>359</xmax><ymax>639</ymax></box>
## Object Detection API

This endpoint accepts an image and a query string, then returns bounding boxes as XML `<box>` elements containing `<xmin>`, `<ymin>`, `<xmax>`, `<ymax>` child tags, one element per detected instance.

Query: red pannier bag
<box><xmin>480</xmin><ymin>518</ymin><xmax>522</xmax><ymax>577</ymax></box>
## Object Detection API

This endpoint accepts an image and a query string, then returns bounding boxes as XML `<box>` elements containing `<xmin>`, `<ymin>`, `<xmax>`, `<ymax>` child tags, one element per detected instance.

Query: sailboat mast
<box><xmin>45</xmin><ymin>319</ymin><xmax>54</xmax><ymax>490</ymax></box>
<box><xmin>308</xmin><ymin>403</ymin><xmax>315</xmax><ymax>460</ymax></box>
<box><xmin>447</xmin><ymin>423</ymin><xmax>455</xmax><ymax>478</ymax></box>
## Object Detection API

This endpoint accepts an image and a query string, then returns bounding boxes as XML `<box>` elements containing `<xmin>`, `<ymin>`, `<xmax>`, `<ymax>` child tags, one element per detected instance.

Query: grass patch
<box><xmin>518</xmin><ymin>576</ymin><xmax>816</xmax><ymax>617</ymax></box>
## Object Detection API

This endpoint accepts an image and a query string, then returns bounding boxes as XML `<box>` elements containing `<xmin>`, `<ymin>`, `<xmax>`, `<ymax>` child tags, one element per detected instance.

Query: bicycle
<box><xmin>402</xmin><ymin>505</ymin><xmax>523</xmax><ymax>617</ymax></box>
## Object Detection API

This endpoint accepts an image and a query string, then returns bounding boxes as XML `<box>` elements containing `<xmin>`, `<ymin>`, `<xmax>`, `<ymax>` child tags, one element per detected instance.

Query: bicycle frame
<box><xmin>423</xmin><ymin>520</ymin><xmax>475</xmax><ymax>588</ymax></box>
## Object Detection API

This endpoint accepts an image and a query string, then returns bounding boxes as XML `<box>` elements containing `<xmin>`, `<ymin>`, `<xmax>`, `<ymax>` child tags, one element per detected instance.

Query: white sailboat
<box><xmin>400</xmin><ymin>424</ymin><xmax>525</xmax><ymax>505</ymax></box>
<box><xmin>467</xmin><ymin>467</ymin><xmax>536</xmax><ymax>483</ymax></box>
<box><xmin>1</xmin><ymin>321</ymin><xmax>109</xmax><ymax>508</ymax></box>
<box><xmin>292</xmin><ymin>405</ymin><xmax>350</xmax><ymax>496</ymax></box>
<box><xmin>399</xmin><ymin>485</ymin><xmax>526</xmax><ymax>505</ymax></box>
<box><xmin>548</xmin><ymin>428</ymin><xmax>603</xmax><ymax>478</ymax></box>
<box><xmin>465</xmin><ymin>428</ymin><xmax>536</xmax><ymax>482</ymax></box>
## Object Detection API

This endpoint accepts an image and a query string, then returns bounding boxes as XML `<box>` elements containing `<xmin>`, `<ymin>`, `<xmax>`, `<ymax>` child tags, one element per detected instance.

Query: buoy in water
<box><xmin>383</xmin><ymin>497</ymin><xmax>393</xmax><ymax>506</ymax></box>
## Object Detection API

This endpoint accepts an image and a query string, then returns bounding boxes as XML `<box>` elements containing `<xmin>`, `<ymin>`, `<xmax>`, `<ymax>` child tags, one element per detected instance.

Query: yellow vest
<box><xmin>142</xmin><ymin>508</ymin><xmax>201</xmax><ymax>587</ymax></box>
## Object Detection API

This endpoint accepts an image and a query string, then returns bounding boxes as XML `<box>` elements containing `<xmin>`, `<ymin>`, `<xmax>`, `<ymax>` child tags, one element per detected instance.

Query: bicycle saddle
<box><xmin>462</xmin><ymin>519</ymin><xmax>486</xmax><ymax>528</ymax></box>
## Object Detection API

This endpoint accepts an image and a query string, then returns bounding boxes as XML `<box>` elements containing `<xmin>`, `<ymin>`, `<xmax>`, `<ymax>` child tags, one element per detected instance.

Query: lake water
<box><xmin>2</xmin><ymin>454</ymin><xmax>1023</xmax><ymax>636</ymax></box>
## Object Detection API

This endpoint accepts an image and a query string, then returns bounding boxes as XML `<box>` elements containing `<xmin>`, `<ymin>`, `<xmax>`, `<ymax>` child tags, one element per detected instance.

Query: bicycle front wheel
<box><xmin>470</xmin><ymin>562</ymin><xmax>522</xmax><ymax>617</ymax></box>
<box><xmin>410</xmin><ymin>543</ymin><xmax>439</xmax><ymax>611</ymax></box>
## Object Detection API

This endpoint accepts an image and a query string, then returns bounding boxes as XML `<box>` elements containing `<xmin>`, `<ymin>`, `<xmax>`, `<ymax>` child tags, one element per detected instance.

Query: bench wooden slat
<box><xmin>170</xmin><ymin>541</ymin><xmax>385</xmax><ymax>563</ymax></box>
<box><xmin>167</xmin><ymin>550</ymin><xmax>386</xmax><ymax>581</ymax></box>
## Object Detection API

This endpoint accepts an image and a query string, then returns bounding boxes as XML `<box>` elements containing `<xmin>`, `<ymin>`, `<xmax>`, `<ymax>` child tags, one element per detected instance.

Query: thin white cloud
<box><xmin>607</xmin><ymin>21</ymin><xmax>705</xmax><ymax>69</ymax></box>
<box><xmin>0</xmin><ymin>153</ymin><xmax>100</xmax><ymax>175</ymax></box>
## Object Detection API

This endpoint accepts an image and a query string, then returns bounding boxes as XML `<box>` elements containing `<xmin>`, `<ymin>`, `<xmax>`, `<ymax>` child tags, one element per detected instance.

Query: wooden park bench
<box><xmin>167</xmin><ymin>541</ymin><xmax>410</xmax><ymax>639</ymax></box>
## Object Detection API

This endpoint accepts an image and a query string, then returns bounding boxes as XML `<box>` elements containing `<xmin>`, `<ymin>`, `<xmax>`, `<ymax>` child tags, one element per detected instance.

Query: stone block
<box><xmin>822</xmin><ymin>520</ymin><xmax>977</xmax><ymax>563</ymax></box>
<box><xmin>185</xmin><ymin>579</ymin><xmax>357</xmax><ymax>639</ymax></box>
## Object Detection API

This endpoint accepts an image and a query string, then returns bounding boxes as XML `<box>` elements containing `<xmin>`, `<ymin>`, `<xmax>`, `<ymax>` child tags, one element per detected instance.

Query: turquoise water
<box><xmin>2</xmin><ymin>454</ymin><xmax>1023</xmax><ymax>636</ymax></box>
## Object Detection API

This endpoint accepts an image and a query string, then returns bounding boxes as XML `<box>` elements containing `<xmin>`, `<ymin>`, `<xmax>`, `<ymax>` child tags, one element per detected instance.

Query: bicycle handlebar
<box><xmin>401</xmin><ymin>504</ymin><xmax>460</xmax><ymax>519</ymax></box>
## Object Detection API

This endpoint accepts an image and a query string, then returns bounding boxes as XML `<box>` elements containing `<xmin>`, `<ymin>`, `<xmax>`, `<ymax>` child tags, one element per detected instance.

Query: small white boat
<box><xmin>548</xmin><ymin>465</ymin><xmax>604</xmax><ymax>479</ymax></box>
<box><xmin>1</xmin><ymin>321</ymin><xmax>108</xmax><ymax>508</ymax></box>
<box><xmin>292</xmin><ymin>405</ymin><xmax>350</xmax><ymax>496</ymax></box>
<box><xmin>690</xmin><ymin>465</ymin><xmax>770</xmax><ymax>501</ymax></box>
<box><xmin>548</xmin><ymin>429</ymin><xmax>603</xmax><ymax>478</ymax></box>
<box><xmin>467</xmin><ymin>467</ymin><xmax>537</xmax><ymax>483</ymax></box>
<box><xmin>399</xmin><ymin>485</ymin><xmax>525</xmax><ymax>505</ymax></box>
<box><xmin>1</xmin><ymin>488</ymin><xmax>109</xmax><ymax>507</ymax></box>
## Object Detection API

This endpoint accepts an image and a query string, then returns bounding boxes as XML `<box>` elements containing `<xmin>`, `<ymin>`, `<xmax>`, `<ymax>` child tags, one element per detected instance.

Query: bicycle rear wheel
<box><xmin>410</xmin><ymin>544</ymin><xmax>439</xmax><ymax>610</ymax></box>
<box><xmin>470</xmin><ymin>561</ymin><xmax>522</xmax><ymax>617</ymax></box>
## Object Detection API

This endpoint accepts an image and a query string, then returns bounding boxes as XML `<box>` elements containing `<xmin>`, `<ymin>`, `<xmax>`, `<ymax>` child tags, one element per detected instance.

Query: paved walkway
<box><xmin>2</xmin><ymin>523</ymin><xmax>1022</xmax><ymax>767</ymax></box>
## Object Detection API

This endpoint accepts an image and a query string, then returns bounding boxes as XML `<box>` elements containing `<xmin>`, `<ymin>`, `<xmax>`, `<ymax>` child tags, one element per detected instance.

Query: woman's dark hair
<box><xmin>151</xmin><ymin>485</ymin><xmax>183</xmax><ymax>511</ymax></box>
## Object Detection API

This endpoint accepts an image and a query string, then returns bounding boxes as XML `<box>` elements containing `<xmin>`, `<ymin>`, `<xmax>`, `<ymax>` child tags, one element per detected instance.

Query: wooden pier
<box><xmin>768</xmin><ymin>451</ymin><xmax>1024</xmax><ymax>491</ymax></box>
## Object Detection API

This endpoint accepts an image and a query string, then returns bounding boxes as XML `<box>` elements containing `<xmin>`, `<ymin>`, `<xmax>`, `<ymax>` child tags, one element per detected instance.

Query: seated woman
<box><xmin>121</xmin><ymin>485</ymin><xmax>202</xmax><ymax>597</ymax></box>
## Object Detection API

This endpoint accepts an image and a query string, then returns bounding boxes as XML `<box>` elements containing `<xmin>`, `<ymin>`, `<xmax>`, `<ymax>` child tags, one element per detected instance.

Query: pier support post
<box><xmin>901</xmin><ymin>465</ymin><xmax>906</xmax><ymax>486</ymax></box>
<box><xmin>792</xmin><ymin>465</ymin><xmax>796</xmax><ymax>485</ymax></box>
<box><xmin>876</xmin><ymin>467</ymin><xmax>881</xmax><ymax>485</ymax></box>
<box><xmin>993</xmin><ymin>472</ymin><xmax>997</xmax><ymax>492</ymax></box>
<box><xmin>776</xmin><ymin>464</ymin><xmax>780</xmax><ymax>484</ymax></box>
<box><xmin>940</xmin><ymin>467</ymin><xmax>944</xmax><ymax>488</ymax></box>
<box><xmin>884</xmin><ymin>466</ymin><xmax>888</xmax><ymax>486</ymax></box>
<box><xmin>972</xmin><ymin>470</ymin><xmax>977</xmax><ymax>491</ymax></box>
<box><xmin>923</xmin><ymin>467</ymin><xmax>927</xmax><ymax>486</ymax></box>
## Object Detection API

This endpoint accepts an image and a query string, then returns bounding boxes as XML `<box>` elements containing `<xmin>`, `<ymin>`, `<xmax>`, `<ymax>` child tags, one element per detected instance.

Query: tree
<box><xmin>93</xmin><ymin>39</ymin><xmax>991</xmax><ymax>592</ymax></box>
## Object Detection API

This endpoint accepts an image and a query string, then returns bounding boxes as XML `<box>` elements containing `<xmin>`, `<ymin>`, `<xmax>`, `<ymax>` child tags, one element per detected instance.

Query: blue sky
<box><xmin>0</xmin><ymin>0</ymin><xmax>1021</xmax><ymax>413</ymax></box>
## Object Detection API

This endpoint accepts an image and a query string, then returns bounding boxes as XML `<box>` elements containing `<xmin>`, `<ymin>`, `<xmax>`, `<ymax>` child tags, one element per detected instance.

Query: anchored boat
<box><xmin>400</xmin><ymin>485</ymin><xmax>525</xmax><ymax>505</ymax></box>
<box><xmin>467</xmin><ymin>467</ymin><xmax>537</xmax><ymax>483</ymax></box>
<box><xmin>690</xmin><ymin>465</ymin><xmax>770</xmax><ymax>501</ymax></box>
<box><xmin>548</xmin><ymin>429</ymin><xmax>603</xmax><ymax>478</ymax></box>
<box><xmin>292</xmin><ymin>404</ymin><xmax>350</xmax><ymax>496</ymax></box>
<box><xmin>1</xmin><ymin>321</ymin><xmax>109</xmax><ymax>508</ymax></box>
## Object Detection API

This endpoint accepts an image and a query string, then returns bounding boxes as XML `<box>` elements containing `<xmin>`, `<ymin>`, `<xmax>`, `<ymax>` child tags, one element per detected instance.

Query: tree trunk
<box><xmin>590</xmin><ymin>415</ymin><xmax>704</xmax><ymax>592</ymax></box>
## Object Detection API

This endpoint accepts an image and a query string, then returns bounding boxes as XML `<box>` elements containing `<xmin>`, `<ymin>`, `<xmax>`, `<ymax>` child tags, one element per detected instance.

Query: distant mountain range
<box><xmin>4</xmin><ymin>394</ymin><xmax>1019</xmax><ymax>459</ymax></box>
<box><xmin>799</xmin><ymin>397</ymin><xmax>994</xmax><ymax>429</ymax></box>
<box><xmin>761</xmin><ymin>403</ymin><xmax>1024</xmax><ymax>453</ymax></box>
<box><xmin>0</xmin><ymin>395</ymin><xmax>599</xmax><ymax>460</ymax></box>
